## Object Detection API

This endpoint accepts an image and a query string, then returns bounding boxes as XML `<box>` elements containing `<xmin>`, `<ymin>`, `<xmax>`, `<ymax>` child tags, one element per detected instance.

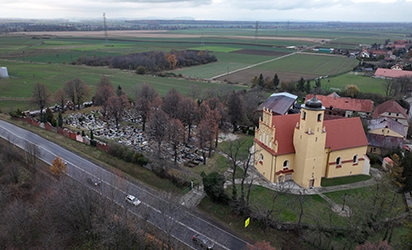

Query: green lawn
<box><xmin>0</xmin><ymin>59</ymin><xmax>246</xmax><ymax>102</ymax></box>
<box><xmin>254</xmin><ymin>53</ymin><xmax>358</xmax><ymax>77</ymax></box>
<box><xmin>321</xmin><ymin>72</ymin><xmax>387</xmax><ymax>95</ymax></box>
<box><xmin>321</xmin><ymin>174</ymin><xmax>372</xmax><ymax>187</ymax></box>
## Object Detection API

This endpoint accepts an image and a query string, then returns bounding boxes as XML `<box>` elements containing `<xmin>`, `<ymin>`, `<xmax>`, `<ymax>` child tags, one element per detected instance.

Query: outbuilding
<box><xmin>0</xmin><ymin>67</ymin><xmax>9</xmax><ymax>78</ymax></box>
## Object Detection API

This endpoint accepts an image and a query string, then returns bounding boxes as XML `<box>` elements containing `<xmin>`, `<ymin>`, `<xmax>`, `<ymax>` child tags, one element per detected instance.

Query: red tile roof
<box><xmin>374</xmin><ymin>68</ymin><xmax>412</xmax><ymax>78</ymax></box>
<box><xmin>373</xmin><ymin>99</ymin><xmax>408</xmax><ymax>119</ymax></box>
<box><xmin>324</xmin><ymin>117</ymin><xmax>368</xmax><ymax>151</ymax></box>
<box><xmin>270</xmin><ymin>114</ymin><xmax>368</xmax><ymax>155</ymax></box>
<box><xmin>306</xmin><ymin>94</ymin><xmax>374</xmax><ymax>113</ymax></box>
<box><xmin>272</xmin><ymin>114</ymin><xmax>299</xmax><ymax>155</ymax></box>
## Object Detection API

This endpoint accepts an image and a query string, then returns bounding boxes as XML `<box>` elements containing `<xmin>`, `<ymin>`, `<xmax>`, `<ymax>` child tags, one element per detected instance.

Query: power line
<box><xmin>103</xmin><ymin>13</ymin><xmax>109</xmax><ymax>46</ymax></box>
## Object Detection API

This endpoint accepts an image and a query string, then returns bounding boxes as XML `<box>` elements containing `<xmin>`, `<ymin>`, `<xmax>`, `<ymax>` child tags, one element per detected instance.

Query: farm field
<box><xmin>1</xmin><ymin>27</ymin><xmax>408</xmax><ymax>111</ymax></box>
<box><xmin>216</xmin><ymin>52</ymin><xmax>359</xmax><ymax>84</ymax></box>
<box><xmin>0</xmin><ymin>58</ymin><xmax>241</xmax><ymax>111</ymax></box>
<box><xmin>320</xmin><ymin>72</ymin><xmax>387</xmax><ymax>94</ymax></box>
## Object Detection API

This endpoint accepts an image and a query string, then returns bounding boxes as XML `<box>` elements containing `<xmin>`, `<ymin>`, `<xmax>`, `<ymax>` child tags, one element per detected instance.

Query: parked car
<box><xmin>192</xmin><ymin>234</ymin><xmax>214</xmax><ymax>249</ymax></box>
<box><xmin>86</xmin><ymin>177</ymin><xmax>101</xmax><ymax>186</ymax></box>
<box><xmin>125</xmin><ymin>194</ymin><xmax>141</xmax><ymax>206</ymax></box>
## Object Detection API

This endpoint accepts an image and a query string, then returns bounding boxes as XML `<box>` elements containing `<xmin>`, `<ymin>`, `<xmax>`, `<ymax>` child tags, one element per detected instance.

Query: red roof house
<box><xmin>374</xmin><ymin>68</ymin><xmax>412</xmax><ymax>79</ymax></box>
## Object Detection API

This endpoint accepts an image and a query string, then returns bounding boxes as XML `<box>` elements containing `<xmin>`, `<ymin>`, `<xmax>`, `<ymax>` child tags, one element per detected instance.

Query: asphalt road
<box><xmin>0</xmin><ymin>120</ymin><xmax>248</xmax><ymax>250</ymax></box>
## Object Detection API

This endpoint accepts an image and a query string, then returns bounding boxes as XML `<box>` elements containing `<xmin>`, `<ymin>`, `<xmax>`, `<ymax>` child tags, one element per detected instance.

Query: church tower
<box><xmin>293</xmin><ymin>96</ymin><xmax>327</xmax><ymax>188</ymax></box>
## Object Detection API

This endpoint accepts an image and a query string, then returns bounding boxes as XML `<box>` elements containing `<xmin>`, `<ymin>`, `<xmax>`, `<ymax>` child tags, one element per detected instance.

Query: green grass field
<box><xmin>321</xmin><ymin>72</ymin><xmax>387</xmax><ymax>94</ymax></box>
<box><xmin>1</xmin><ymin>27</ymin><xmax>406</xmax><ymax>111</ymax></box>
<box><xmin>254</xmin><ymin>53</ymin><xmax>359</xmax><ymax>76</ymax></box>
<box><xmin>0</xmin><ymin>58</ymin><xmax>246</xmax><ymax>109</ymax></box>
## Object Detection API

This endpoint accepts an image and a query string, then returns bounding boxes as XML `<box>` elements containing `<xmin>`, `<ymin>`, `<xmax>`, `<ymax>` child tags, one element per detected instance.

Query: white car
<box><xmin>125</xmin><ymin>194</ymin><xmax>141</xmax><ymax>206</ymax></box>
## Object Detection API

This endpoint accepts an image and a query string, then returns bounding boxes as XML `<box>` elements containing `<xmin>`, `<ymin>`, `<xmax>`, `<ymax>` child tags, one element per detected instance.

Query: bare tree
<box><xmin>147</xmin><ymin>109</ymin><xmax>169</xmax><ymax>156</ymax></box>
<box><xmin>32</xmin><ymin>82</ymin><xmax>51</xmax><ymax>122</ymax></box>
<box><xmin>177</xmin><ymin>97</ymin><xmax>197</xmax><ymax>142</ymax></box>
<box><xmin>148</xmin><ymin>192</ymin><xmax>183</xmax><ymax>250</ymax></box>
<box><xmin>24</xmin><ymin>140</ymin><xmax>40</xmax><ymax>175</ymax></box>
<box><xmin>227</xmin><ymin>91</ymin><xmax>245</xmax><ymax>133</ymax></box>
<box><xmin>221</xmin><ymin>138</ymin><xmax>255</xmax><ymax>214</ymax></box>
<box><xmin>168</xmin><ymin>118</ymin><xmax>185</xmax><ymax>164</ymax></box>
<box><xmin>162</xmin><ymin>88</ymin><xmax>182</xmax><ymax>119</ymax></box>
<box><xmin>134</xmin><ymin>83</ymin><xmax>160</xmax><ymax>131</ymax></box>
<box><xmin>107</xmin><ymin>94</ymin><xmax>130</xmax><ymax>129</ymax></box>
<box><xmin>64</xmin><ymin>78</ymin><xmax>91</xmax><ymax>110</ymax></box>
<box><xmin>199</xmin><ymin>109</ymin><xmax>221</xmax><ymax>158</ymax></box>
<box><xmin>94</xmin><ymin>77</ymin><xmax>115</xmax><ymax>117</ymax></box>
<box><xmin>54</xmin><ymin>88</ymin><xmax>67</xmax><ymax>113</ymax></box>
<box><xmin>0</xmin><ymin>199</ymin><xmax>38</xmax><ymax>249</ymax></box>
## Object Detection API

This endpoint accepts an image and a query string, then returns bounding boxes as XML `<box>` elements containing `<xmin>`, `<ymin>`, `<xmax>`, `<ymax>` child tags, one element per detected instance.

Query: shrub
<box><xmin>9</xmin><ymin>109</ymin><xmax>23</xmax><ymax>118</ymax></box>
<box><xmin>137</xmin><ymin>157</ymin><xmax>150</xmax><ymax>166</ymax></box>
<box><xmin>122</xmin><ymin>149</ymin><xmax>134</xmax><ymax>162</ymax></box>
<box><xmin>135</xmin><ymin>66</ymin><xmax>146</xmax><ymax>75</ymax></box>
<box><xmin>109</xmin><ymin>142</ymin><xmax>123</xmax><ymax>158</ymax></box>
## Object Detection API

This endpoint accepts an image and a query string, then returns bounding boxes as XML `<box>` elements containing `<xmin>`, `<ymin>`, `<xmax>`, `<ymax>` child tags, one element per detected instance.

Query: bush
<box><xmin>165</xmin><ymin>168</ymin><xmax>190</xmax><ymax>187</ymax></box>
<box><xmin>137</xmin><ymin>157</ymin><xmax>150</xmax><ymax>166</ymax></box>
<box><xmin>135</xmin><ymin>66</ymin><xmax>146</xmax><ymax>75</ymax></box>
<box><xmin>90</xmin><ymin>140</ymin><xmax>97</xmax><ymax>147</ymax></box>
<box><xmin>9</xmin><ymin>109</ymin><xmax>23</xmax><ymax>118</ymax></box>
<box><xmin>108</xmin><ymin>142</ymin><xmax>123</xmax><ymax>158</ymax></box>
<box><xmin>122</xmin><ymin>149</ymin><xmax>134</xmax><ymax>163</ymax></box>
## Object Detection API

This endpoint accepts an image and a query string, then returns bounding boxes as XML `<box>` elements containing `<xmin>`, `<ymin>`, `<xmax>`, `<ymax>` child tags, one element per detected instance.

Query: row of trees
<box><xmin>75</xmin><ymin>49</ymin><xmax>217</xmax><ymax>73</ymax></box>
<box><xmin>94</xmin><ymin>77</ymin><xmax>267</xmax><ymax>159</ymax></box>
<box><xmin>31</xmin><ymin>78</ymin><xmax>92</xmax><ymax>124</ymax></box>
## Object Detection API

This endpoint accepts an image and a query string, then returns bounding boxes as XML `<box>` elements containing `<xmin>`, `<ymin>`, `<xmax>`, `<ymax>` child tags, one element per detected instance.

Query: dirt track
<box><xmin>14</xmin><ymin>30</ymin><xmax>328</xmax><ymax>43</ymax></box>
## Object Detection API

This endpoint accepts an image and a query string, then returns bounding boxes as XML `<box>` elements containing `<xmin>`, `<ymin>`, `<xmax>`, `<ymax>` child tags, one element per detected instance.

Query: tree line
<box><xmin>74</xmin><ymin>50</ymin><xmax>217</xmax><ymax>73</ymax></box>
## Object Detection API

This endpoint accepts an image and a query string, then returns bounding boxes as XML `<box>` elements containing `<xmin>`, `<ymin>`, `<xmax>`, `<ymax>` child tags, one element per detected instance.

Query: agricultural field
<box><xmin>0</xmin><ymin>27</ymin><xmax>409</xmax><ymax>111</ymax></box>
<box><xmin>320</xmin><ymin>72</ymin><xmax>388</xmax><ymax>94</ymax></box>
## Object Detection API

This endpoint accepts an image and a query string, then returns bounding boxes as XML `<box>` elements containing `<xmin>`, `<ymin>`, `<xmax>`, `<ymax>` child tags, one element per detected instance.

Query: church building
<box><xmin>254</xmin><ymin>96</ymin><xmax>370</xmax><ymax>188</ymax></box>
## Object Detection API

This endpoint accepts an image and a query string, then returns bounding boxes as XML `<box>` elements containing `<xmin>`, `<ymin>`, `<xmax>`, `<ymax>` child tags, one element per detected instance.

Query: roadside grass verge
<box><xmin>321</xmin><ymin>174</ymin><xmax>372</xmax><ymax>187</ymax></box>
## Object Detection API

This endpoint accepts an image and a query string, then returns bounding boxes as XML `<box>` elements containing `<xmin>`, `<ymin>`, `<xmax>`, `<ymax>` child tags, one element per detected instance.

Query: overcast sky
<box><xmin>2</xmin><ymin>0</ymin><xmax>412</xmax><ymax>22</ymax></box>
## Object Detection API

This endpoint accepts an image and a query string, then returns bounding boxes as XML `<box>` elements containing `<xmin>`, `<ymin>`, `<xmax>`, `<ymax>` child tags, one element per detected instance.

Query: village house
<box><xmin>373</xmin><ymin>99</ymin><xmax>409</xmax><ymax>137</ymax></box>
<box><xmin>257</xmin><ymin>92</ymin><xmax>298</xmax><ymax>115</ymax></box>
<box><xmin>254</xmin><ymin>96</ymin><xmax>370</xmax><ymax>188</ymax></box>
<box><xmin>374</xmin><ymin>68</ymin><xmax>412</xmax><ymax>79</ymax></box>
<box><xmin>366</xmin><ymin>117</ymin><xmax>405</xmax><ymax>155</ymax></box>
<box><xmin>305</xmin><ymin>93</ymin><xmax>374</xmax><ymax>118</ymax></box>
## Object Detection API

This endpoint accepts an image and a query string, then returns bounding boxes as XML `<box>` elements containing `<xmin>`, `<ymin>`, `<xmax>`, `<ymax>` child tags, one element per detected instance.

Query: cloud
<box><xmin>0</xmin><ymin>0</ymin><xmax>411</xmax><ymax>22</ymax></box>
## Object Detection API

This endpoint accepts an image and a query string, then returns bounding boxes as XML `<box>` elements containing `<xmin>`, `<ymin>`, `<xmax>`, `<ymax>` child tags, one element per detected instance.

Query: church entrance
<box><xmin>309</xmin><ymin>178</ymin><xmax>314</xmax><ymax>188</ymax></box>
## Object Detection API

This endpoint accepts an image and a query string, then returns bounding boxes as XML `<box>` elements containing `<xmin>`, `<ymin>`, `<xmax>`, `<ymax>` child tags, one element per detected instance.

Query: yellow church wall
<box><xmin>254</xmin><ymin>142</ymin><xmax>277</xmax><ymax>182</ymax></box>
<box><xmin>273</xmin><ymin>154</ymin><xmax>295</xmax><ymax>182</ymax></box>
<box><xmin>326</xmin><ymin>146</ymin><xmax>368</xmax><ymax>178</ymax></box>
<box><xmin>293</xmin><ymin>117</ymin><xmax>326</xmax><ymax>188</ymax></box>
